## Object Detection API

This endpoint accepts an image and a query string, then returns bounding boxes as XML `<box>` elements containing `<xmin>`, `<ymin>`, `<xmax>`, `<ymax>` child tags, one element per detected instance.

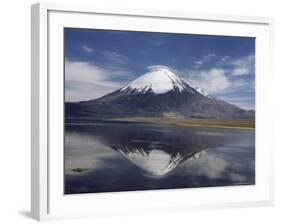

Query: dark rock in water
<box><xmin>71</xmin><ymin>168</ymin><xmax>89</xmax><ymax>173</ymax></box>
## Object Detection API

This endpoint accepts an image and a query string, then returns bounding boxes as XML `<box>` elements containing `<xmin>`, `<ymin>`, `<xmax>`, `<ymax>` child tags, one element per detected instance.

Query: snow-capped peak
<box><xmin>191</xmin><ymin>85</ymin><xmax>213</xmax><ymax>99</ymax></box>
<box><xmin>121</xmin><ymin>65</ymin><xmax>186</xmax><ymax>94</ymax></box>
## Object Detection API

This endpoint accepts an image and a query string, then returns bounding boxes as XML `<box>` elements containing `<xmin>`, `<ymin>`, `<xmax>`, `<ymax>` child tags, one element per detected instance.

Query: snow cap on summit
<box><xmin>121</xmin><ymin>65</ymin><xmax>186</xmax><ymax>94</ymax></box>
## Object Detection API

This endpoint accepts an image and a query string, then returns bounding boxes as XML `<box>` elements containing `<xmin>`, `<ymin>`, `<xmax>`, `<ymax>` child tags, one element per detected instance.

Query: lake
<box><xmin>65</xmin><ymin>121</ymin><xmax>255</xmax><ymax>194</ymax></box>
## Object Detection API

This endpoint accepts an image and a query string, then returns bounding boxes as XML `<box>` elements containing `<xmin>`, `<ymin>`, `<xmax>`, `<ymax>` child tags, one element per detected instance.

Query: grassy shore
<box><xmin>108</xmin><ymin>117</ymin><xmax>255</xmax><ymax>130</ymax></box>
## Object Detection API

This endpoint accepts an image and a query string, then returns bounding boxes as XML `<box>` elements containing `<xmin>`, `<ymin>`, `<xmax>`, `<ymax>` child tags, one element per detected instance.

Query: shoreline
<box><xmin>65</xmin><ymin>117</ymin><xmax>255</xmax><ymax>130</ymax></box>
<box><xmin>107</xmin><ymin>117</ymin><xmax>255</xmax><ymax>130</ymax></box>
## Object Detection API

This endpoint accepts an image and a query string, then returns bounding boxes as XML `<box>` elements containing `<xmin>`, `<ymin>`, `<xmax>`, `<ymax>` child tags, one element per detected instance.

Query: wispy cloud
<box><xmin>194</xmin><ymin>53</ymin><xmax>216</xmax><ymax>68</ymax></box>
<box><xmin>101</xmin><ymin>51</ymin><xmax>128</xmax><ymax>66</ymax></box>
<box><xmin>232</xmin><ymin>68</ymin><xmax>249</xmax><ymax>76</ymax></box>
<box><xmin>195</xmin><ymin>53</ymin><xmax>254</xmax><ymax>76</ymax></box>
<box><xmin>140</xmin><ymin>50</ymin><xmax>147</xmax><ymax>54</ymax></box>
<box><xmin>65</xmin><ymin>60</ymin><xmax>130</xmax><ymax>102</ymax></box>
<box><xmin>230</xmin><ymin>54</ymin><xmax>255</xmax><ymax>76</ymax></box>
<box><xmin>182</xmin><ymin>53</ymin><xmax>255</xmax><ymax>109</ymax></box>
<box><xmin>82</xmin><ymin>45</ymin><xmax>94</xmax><ymax>53</ymax></box>
<box><xmin>185</xmin><ymin>68</ymin><xmax>231</xmax><ymax>94</ymax></box>
<box><xmin>215</xmin><ymin>55</ymin><xmax>230</xmax><ymax>66</ymax></box>
<box><xmin>184</xmin><ymin>67</ymin><xmax>254</xmax><ymax>109</ymax></box>
<box><xmin>80</xmin><ymin>43</ymin><xmax>129</xmax><ymax>68</ymax></box>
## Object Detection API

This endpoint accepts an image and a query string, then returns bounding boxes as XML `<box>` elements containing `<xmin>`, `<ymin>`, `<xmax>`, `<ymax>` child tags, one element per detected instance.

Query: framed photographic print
<box><xmin>31</xmin><ymin>2</ymin><xmax>274</xmax><ymax>221</ymax></box>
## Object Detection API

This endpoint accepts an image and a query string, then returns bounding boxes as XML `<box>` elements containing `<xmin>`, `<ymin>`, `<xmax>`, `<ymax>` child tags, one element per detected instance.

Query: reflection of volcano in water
<box><xmin>65</xmin><ymin>122</ymin><xmax>255</xmax><ymax>194</ymax></box>
<box><xmin>66</xmin><ymin>122</ymin><xmax>228</xmax><ymax>177</ymax></box>
<box><xmin>111</xmin><ymin>145</ymin><xmax>209</xmax><ymax>177</ymax></box>
<box><xmin>100</xmin><ymin>124</ymin><xmax>225</xmax><ymax>177</ymax></box>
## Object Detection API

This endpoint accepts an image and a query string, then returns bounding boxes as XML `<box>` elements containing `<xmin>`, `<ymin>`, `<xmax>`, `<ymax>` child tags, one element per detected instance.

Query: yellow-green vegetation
<box><xmin>71</xmin><ymin>168</ymin><xmax>89</xmax><ymax>173</ymax></box>
<box><xmin>109</xmin><ymin>117</ymin><xmax>255</xmax><ymax>130</ymax></box>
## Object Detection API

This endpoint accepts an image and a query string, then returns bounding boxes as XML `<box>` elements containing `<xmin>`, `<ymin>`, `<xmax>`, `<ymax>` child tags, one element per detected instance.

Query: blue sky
<box><xmin>65</xmin><ymin>28</ymin><xmax>255</xmax><ymax>110</ymax></box>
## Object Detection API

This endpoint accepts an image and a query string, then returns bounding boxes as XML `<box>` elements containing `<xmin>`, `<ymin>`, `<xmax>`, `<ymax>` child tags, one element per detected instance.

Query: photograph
<box><xmin>64</xmin><ymin>28</ymin><xmax>255</xmax><ymax>194</ymax></box>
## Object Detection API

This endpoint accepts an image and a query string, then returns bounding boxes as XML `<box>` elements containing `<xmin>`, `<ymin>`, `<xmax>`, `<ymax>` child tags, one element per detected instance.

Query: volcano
<box><xmin>65</xmin><ymin>65</ymin><xmax>254</xmax><ymax>119</ymax></box>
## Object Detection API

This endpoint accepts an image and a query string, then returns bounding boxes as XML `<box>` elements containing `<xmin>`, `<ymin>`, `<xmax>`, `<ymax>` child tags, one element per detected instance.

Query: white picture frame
<box><xmin>31</xmin><ymin>2</ymin><xmax>274</xmax><ymax>221</ymax></box>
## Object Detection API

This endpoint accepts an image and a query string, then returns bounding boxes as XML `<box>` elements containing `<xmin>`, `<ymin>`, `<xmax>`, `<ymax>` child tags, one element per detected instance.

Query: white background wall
<box><xmin>0</xmin><ymin>0</ymin><xmax>280</xmax><ymax>223</ymax></box>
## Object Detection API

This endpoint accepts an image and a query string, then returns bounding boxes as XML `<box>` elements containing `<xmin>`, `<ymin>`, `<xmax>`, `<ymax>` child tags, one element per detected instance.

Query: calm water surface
<box><xmin>65</xmin><ymin>122</ymin><xmax>255</xmax><ymax>194</ymax></box>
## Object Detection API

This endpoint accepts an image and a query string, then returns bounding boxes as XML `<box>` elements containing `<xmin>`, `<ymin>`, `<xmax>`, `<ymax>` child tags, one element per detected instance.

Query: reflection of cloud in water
<box><xmin>181</xmin><ymin>153</ymin><xmax>227</xmax><ymax>179</ymax></box>
<box><xmin>229</xmin><ymin>173</ymin><xmax>247</xmax><ymax>182</ymax></box>
<box><xmin>176</xmin><ymin>146</ymin><xmax>254</xmax><ymax>185</ymax></box>
<box><xmin>65</xmin><ymin>132</ymin><xmax>122</xmax><ymax>175</ymax></box>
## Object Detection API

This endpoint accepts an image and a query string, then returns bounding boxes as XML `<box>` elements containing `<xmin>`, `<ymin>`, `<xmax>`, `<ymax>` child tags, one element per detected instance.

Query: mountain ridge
<box><xmin>66</xmin><ymin>66</ymin><xmax>254</xmax><ymax>119</ymax></box>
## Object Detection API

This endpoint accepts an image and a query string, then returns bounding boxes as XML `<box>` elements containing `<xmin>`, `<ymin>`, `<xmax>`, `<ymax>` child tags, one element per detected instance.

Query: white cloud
<box><xmin>194</xmin><ymin>53</ymin><xmax>216</xmax><ymax>68</ymax></box>
<box><xmin>232</xmin><ymin>67</ymin><xmax>249</xmax><ymax>76</ymax></box>
<box><xmin>214</xmin><ymin>54</ymin><xmax>255</xmax><ymax>76</ymax></box>
<box><xmin>184</xmin><ymin>66</ymin><xmax>254</xmax><ymax>109</ymax></box>
<box><xmin>140</xmin><ymin>50</ymin><xmax>147</xmax><ymax>54</ymax></box>
<box><xmin>186</xmin><ymin>68</ymin><xmax>231</xmax><ymax>94</ymax></box>
<box><xmin>102</xmin><ymin>51</ymin><xmax>128</xmax><ymax>65</ymax></box>
<box><xmin>82</xmin><ymin>45</ymin><xmax>94</xmax><ymax>53</ymax></box>
<box><xmin>81</xmin><ymin>46</ymin><xmax>128</xmax><ymax>67</ymax></box>
<box><xmin>183</xmin><ymin>66</ymin><xmax>255</xmax><ymax>109</ymax></box>
<box><xmin>215</xmin><ymin>55</ymin><xmax>231</xmax><ymax>66</ymax></box>
<box><xmin>65</xmin><ymin>60</ymin><xmax>129</xmax><ymax>102</ymax></box>
<box><xmin>182</xmin><ymin>54</ymin><xmax>255</xmax><ymax>99</ymax></box>
<box><xmin>205</xmin><ymin>53</ymin><xmax>216</xmax><ymax>59</ymax></box>
<box><xmin>231</xmin><ymin>54</ymin><xmax>255</xmax><ymax>76</ymax></box>
<box><xmin>194</xmin><ymin>61</ymin><xmax>203</xmax><ymax>66</ymax></box>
